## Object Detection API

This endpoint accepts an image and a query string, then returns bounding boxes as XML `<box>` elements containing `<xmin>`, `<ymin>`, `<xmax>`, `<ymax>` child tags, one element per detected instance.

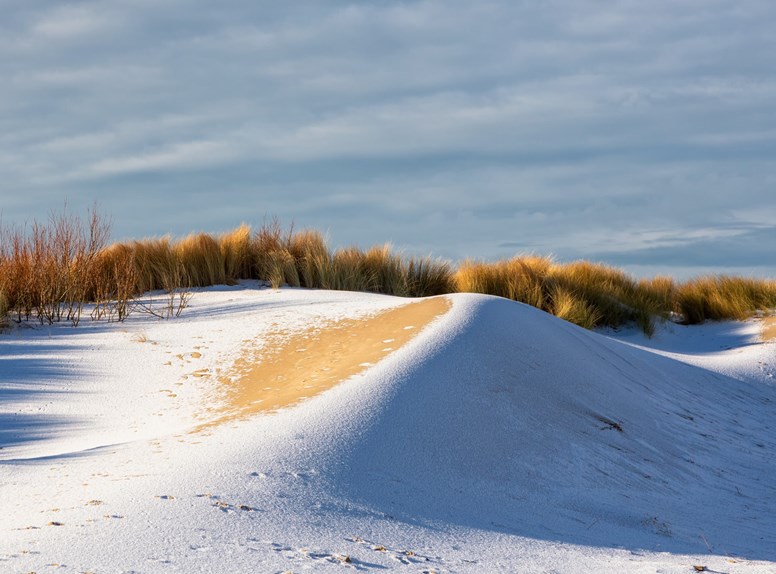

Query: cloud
<box><xmin>31</xmin><ymin>4</ymin><xmax>112</xmax><ymax>40</ymax></box>
<box><xmin>0</xmin><ymin>0</ymin><xmax>774</xmax><ymax>276</ymax></box>
<box><xmin>589</xmin><ymin>225</ymin><xmax>776</xmax><ymax>268</ymax></box>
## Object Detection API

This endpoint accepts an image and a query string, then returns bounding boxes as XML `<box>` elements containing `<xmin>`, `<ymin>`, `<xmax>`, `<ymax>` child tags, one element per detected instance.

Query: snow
<box><xmin>1</xmin><ymin>283</ymin><xmax>774</xmax><ymax>573</ymax></box>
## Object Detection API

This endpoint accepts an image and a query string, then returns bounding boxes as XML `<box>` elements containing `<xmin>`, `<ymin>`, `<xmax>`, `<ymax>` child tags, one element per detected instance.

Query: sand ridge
<box><xmin>202</xmin><ymin>296</ymin><xmax>451</xmax><ymax>428</ymax></box>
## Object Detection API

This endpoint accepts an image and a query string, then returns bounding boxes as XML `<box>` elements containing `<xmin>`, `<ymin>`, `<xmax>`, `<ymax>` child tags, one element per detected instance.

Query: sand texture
<box><xmin>206</xmin><ymin>296</ymin><xmax>451</xmax><ymax>426</ymax></box>
<box><xmin>763</xmin><ymin>316</ymin><xmax>776</xmax><ymax>341</ymax></box>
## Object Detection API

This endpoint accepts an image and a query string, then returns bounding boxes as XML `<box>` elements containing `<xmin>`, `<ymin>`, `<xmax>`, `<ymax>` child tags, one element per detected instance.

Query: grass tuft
<box><xmin>288</xmin><ymin>230</ymin><xmax>330</xmax><ymax>288</ymax></box>
<box><xmin>675</xmin><ymin>276</ymin><xmax>776</xmax><ymax>324</ymax></box>
<box><xmin>219</xmin><ymin>224</ymin><xmax>253</xmax><ymax>282</ymax></box>
<box><xmin>132</xmin><ymin>237</ymin><xmax>176</xmax><ymax>293</ymax></box>
<box><xmin>173</xmin><ymin>233</ymin><xmax>225</xmax><ymax>288</ymax></box>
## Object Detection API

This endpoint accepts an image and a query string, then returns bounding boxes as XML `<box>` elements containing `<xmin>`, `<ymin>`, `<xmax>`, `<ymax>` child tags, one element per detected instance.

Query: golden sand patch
<box><xmin>201</xmin><ymin>297</ymin><xmax>451</xmax><ymax>428</ymax></box>
<box><xmin>763</xmin><ymin>316</ymin><xmax>776</xmax><ymax>341</ymax></box>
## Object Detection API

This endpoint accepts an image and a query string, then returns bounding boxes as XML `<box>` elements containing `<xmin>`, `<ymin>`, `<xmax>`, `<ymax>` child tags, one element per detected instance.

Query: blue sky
<box><xmin>1</xmin><ymin>1</ymin><xmax>775</xmax><ymax>278</ymax></box>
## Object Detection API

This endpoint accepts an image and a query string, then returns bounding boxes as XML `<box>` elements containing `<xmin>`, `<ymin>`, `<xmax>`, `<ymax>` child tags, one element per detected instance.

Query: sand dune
<box><xmin>1</xmin><ymin>285</ymin><xmax>774</xmax><ymax>573</ymax></box>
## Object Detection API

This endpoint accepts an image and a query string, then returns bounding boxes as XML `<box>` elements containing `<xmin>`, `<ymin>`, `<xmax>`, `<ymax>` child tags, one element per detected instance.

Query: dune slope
<box><xmin>335</xmin><ymin>295</ymin><xmax>776</xmax><ymax>558</ymax></box>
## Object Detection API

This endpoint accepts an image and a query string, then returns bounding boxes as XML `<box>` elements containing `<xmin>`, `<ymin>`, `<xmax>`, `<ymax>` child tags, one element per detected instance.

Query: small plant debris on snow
<box><xmin>596</xmin><ymin>415</ymin><xmax>624</xmax><ymax>432</ymax></box>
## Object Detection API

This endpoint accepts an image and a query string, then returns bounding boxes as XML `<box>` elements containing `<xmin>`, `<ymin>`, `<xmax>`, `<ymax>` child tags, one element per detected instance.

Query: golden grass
<box><xmin>454</xmin><ymin>257</ymin><xmax>672</xmax><ymax>335</ymax></box>
<box><xmin>361</xmin><ymin>244</ymin><xmax>409</xmax><ymax>296</ymax></box>
<box><xmin>132</xmin><ymin>236</ymin><xmax>176</xmax><ymax>292</ymax></box>
<box><xmin>327</xmin><ymin>247</ymin><xmax>375</xmax><ymax>292</ymax></box>
<box><xmin>288</xmin><ymin>229</ymin><xmax>330</xmax><ymax>288</ymax></box>
<box><xmin>675</xmin><ymin>276</ymin><xmax>776</xmax><ymax>324</ymax></box>
<box><xmin>1</xmin><ymin>209</ymin><xmax>774</xmax><ymax>334</ymax></box>
<box><xmin>219</xmin><ymin>224</ymin><xmax>253</xmax><ymax>282</ymax></box>
<box><xmin>406</xmin><ymin>256</ymin><xmax>456</xmax><ymax>297</ymax></box>
<box><xmin>252</xmin><ymin>219</ymin><xmax>299</xmax><ymax>289</ymax></box>
<box><xmin>455</xmin><ymin>256</ymin><xmax>550</xmax><ymax>306</ymax></box>
<box><xmin>173</xmin><ymin>233</ymin><xmax>225</xmax><ymax>288</ymax></box>
<box><xmin>549</xmin><ymin>285</ymin><xmax>601</xmax><ymax>330</ymax></box>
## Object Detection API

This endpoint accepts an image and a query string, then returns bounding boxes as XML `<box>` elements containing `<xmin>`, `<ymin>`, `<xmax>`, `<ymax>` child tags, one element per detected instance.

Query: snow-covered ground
<box><xmin>1</xmin><ymin>283</ymin><xmax>774</xmax><ymax>573</ymax></box>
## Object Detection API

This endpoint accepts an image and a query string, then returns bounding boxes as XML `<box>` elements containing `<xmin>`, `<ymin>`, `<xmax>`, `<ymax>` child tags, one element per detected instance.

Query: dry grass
<box><xmin>1</xmin><ymin>209</ymin><xmax>774</xmax><ymax>334</ymax></box>
<box><xmin>219</xmin><ymin>224</ymin><xmax>253</xmax><ymax>282</ymax></box>
<box><xmin>549</xmin><ymin>285</ymin><xmax>601</xmax><ymax>329</ymax></box>
<box><xmin>252</xmin><ymin>219</ymin><xmax>299</xmax><ymax>289</ymax></box>
<box><xmin>454</xmin><ymin>257</ymin><xmax>671</xmax><ymax>335</ymax></box>
<box><xmin>361</xmin><ymin>244</ymin><xmax>409</xmax><ymax>296</ymax></box>
<box><xmin>455</xmin><ymin>256</ymin><xmax>550</xmax><ymax>306</ymax></box>
<box><xmin>406</xmin><ymin>256</ymin><xmax>456</xmax><ymax>297</ymax></box>
<box><xmin>675</xmin><ymin>276</ymin><xmax>776</xmax><ymax>324</ymax></box>
<box><xmin>174</xmin><ymin>233</ymin><xmax>225</xmax><ymax>288</ymax></box>
<box><xmin>132</xmin><ymin>237</ymin><xmax>176</xmax><ymax>293</ymax></box>
<box><xmin>327</xmin><ymin>247</ymin><xmax>375</xmax><ymax>292</ymax></box>
<box><xmin>288</xmin><ymin>229</ymin><xmax>330</xmax><ymax>289</ymax></box>
<box><xmin>548</xmin><ymin>261</ymin><xmax>643</xmax><ymax>331</ymax></box>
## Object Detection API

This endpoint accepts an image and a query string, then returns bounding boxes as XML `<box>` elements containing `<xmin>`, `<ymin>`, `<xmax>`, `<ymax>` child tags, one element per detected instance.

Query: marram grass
<box><xmin>1</xmin><ymin>212</ymin><xmax>774</xmax><ymax>334</ymax></box>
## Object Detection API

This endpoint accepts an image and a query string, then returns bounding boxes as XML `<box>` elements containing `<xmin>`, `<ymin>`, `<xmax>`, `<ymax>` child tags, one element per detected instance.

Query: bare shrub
<box><xmin>0</xmin><ymin>288</ymin><xmax>7</xmax><ymax>328</ymax></box>
<box><xmin>90</xmin><ymin>243</ymin><xmax>137</xmax><ymax>322</ymax></box>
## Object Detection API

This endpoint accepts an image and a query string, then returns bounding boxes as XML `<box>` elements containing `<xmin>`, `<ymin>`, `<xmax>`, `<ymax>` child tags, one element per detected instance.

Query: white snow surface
<box><xmin>1</xmin><ymin>283</ymin><xmax>775</xmax><ymax>573</ymax></box>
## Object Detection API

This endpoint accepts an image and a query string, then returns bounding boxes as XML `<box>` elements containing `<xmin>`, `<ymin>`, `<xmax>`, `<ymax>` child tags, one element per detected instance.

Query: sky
<box><xmin>1</xmin><ymin>0</ymin><xmax>775</xmax><ymax>279</ymax></box>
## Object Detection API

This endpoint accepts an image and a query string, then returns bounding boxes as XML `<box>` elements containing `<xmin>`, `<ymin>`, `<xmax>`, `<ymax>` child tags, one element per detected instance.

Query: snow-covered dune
<box><xmin>1</xmin><ymin>286</ymin><xmax>774</xmax><ymax>573</ymax></box>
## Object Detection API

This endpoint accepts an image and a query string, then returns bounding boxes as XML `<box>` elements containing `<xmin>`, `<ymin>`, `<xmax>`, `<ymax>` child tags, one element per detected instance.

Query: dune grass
<box><xmin>674</xmin><ymin>276</ymin><xmax>776</xmax><ymax>324</ymax></box>
<box><xmin>219</xmin><ymin>224</ymin><xmax>253</xmax><ymax>281</ymax></box>
<box><xmin>0</xmin><ymin>209</ymin><xmax>774</xmax><ymax>333</ymax></box>
<box><xmin>455</xmin><ymin>257</ymin><xmax>668</xmax><ymax>335</ymax></box>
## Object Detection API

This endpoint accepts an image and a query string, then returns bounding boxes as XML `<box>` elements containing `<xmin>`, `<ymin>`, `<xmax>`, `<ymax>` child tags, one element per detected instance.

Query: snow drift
<box><xmin>332</xmin><ymin>294</ymin><xmax>776</xmax><ymax>558</ymax></box>
<box><xmin>1</xmin><ymin>287</ymin><xmax>774</xmax><ymax>572</ymax></box>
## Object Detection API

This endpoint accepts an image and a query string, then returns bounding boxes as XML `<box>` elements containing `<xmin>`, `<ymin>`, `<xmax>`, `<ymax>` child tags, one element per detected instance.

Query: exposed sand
<box><xmin>204</xmin><ymin>296</ymin><xmax>451</xmax><ymax>427</ymax></box>
<box><xmin>763</xmin><ymin>316</ymin><xmax>776</xmax><ymax>341</ymax></box>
